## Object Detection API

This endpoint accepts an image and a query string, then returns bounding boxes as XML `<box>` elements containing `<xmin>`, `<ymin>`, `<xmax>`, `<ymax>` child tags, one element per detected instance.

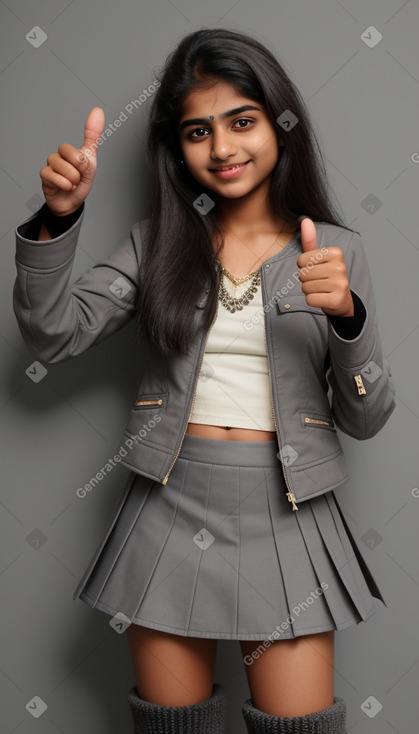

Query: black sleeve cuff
<box><xmin>327</xmin><ymin>291</ymin><xmax>366</xmax><ymax>340</ymax></box>
<box><xmin>18</xmin><ymin>201</ymin><xmax>85</xmax><ymax>241</ymax></box>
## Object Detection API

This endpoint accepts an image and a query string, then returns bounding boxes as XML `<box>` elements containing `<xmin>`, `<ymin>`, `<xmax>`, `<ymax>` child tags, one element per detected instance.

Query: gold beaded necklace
<box><xmin>216</xmin><ymin>220</ymin><xmax>286</xmax><ymax>313</ymax></box>
<box><xmin>217</xmin><ymin>267</ymin><xmax>261</xmax><ymax>313</ymax></box>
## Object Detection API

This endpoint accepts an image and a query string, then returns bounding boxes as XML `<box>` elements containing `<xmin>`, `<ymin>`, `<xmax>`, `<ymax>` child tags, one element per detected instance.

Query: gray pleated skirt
<box><xmin>72</xmin><ymin>433</ymin><xmax>387</xmax><ymax>640</ymax></box>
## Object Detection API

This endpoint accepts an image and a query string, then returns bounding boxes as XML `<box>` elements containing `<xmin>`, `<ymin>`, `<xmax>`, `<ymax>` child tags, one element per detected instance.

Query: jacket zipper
<box><xmin>135</xmin><ymin>399</ymin><xmax>163</xmax><ymax>407</ymax></box>
<box><xmin>353</xmin><ymin>374</ymin><xmax>368</xmax><ymax>437</ymax></box>
<box><xmin>304</xmin><ymin>416</ymin><xmax>332</xmax><ymax>426</ymax></box>
<box><xmin>261</xmin><ymin>270</ymin><xmax>298</xmax><ymax>511</ymax></box>
<box><xmin>161</xmin><ymin>305</ymin><xmax>213</xmax><ymax>485</ymax></box>
<box><xmin>354</xmin><ymin>374</ymin><xmax>366</xmax><ymax>395</ymax></box>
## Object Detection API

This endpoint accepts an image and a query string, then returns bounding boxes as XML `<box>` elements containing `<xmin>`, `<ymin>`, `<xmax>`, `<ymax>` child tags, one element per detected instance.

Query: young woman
<box><xmin>13</xmin><ymin>27</ymin><xmax>395</xmax><ymax>734</ymax></box>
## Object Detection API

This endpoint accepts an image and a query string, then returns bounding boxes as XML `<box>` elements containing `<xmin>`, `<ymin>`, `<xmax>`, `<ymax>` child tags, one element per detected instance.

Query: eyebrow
<box><xmin>178</xmin><ymin>105</ymin><xmax>261</xmax><ymax>132</ymax></box>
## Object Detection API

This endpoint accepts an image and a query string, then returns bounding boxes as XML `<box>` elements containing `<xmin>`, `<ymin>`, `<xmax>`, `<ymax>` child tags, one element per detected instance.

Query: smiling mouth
<box><xmin>209</xmin><ymin>160</ymin><xmax>250</xmax><ymax>172</ymax></box>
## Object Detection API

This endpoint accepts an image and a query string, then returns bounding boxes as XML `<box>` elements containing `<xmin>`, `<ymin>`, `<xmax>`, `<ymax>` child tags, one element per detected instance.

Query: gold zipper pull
<box><xmin>304</xmin><ymin>417</ymin><xmax>331</xmax><ymax>426</ymax></box>
<box><xmin>135</xmin><ymin>398</ymin><xmax>163</xmax><ymax>406</ymax></box>
<box><xmin>354</xmin><ymin>375</ymin><xmax>366</xmax><ymax>396</ymax></box>
<box><xmin>286</xmin><ymin>491</ymin><xmax>299</xmax><ymax>511</ymax></box>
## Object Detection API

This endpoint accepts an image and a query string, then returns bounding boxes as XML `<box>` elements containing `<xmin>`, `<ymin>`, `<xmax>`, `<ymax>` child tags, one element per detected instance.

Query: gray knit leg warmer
<box><xmin>127</xmin><ymin>682</ymin><xmax>227</xmax><ymax>733</ymax></box>
<box><xmin>242</xmin><ymin>696</ymin><xmax>347</xmax><ymax>733</ymax></box>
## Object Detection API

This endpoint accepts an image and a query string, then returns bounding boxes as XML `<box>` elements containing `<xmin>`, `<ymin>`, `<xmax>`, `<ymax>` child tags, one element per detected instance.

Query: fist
<box><xmin>297</xmin><ymin>217</ymin><xmax>354</xmax><ymax>317</ymax></box>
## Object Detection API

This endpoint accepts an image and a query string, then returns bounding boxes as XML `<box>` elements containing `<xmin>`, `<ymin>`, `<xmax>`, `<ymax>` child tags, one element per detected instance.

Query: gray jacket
<box><xmin>13</xmin><ymin>206</ymin><xmax>396</xmax><ymax>510</ymax></box>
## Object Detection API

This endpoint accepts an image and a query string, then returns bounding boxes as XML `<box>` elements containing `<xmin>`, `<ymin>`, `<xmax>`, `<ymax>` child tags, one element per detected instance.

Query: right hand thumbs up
<box><xmin>77</xmin><ymin>107</ymin><xmax>106</xmax><ymax>170</ymax></box>
<box><xmin>40</xmin><ymin>107</ymin><xmax>105</xmax><ymax>216</ymax></box>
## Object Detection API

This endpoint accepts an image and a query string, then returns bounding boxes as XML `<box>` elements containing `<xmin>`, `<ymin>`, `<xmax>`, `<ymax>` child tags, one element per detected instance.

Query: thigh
<box><xmin>240</xmin><ymin>630</ymin><xmax>335</xmax><ymax>717</ymax></box>
<box><xmin>125</xmin><ymin>623</ymin><xmax>218</xmax><ymax>706</ymax></box>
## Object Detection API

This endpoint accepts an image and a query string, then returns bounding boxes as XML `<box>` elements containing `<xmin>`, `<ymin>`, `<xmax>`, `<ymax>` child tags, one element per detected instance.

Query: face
<box><xmin>178</xmin><ymin>79</ymin><xmax>283</xmax><ymax>201</ymax></box>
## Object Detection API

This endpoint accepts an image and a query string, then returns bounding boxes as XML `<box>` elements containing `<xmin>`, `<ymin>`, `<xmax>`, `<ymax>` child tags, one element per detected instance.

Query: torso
<box><xmin>186</xmin><ymin>221</ymin><xmax>298</xmax><ymax>442</ymax></box>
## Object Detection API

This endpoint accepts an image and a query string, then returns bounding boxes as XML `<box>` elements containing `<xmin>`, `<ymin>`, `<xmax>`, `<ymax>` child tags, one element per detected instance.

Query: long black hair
<box><xmin>134</xmin><ymin>27</ymin><xmax>351</xmax><ymax>357</ymax></box>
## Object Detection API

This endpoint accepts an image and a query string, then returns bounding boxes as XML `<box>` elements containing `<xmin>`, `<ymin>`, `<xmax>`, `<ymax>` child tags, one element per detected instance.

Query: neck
<box><xmin>212</xmin><ymin>177</ymin><xmax>288</xmax><ymax>236</ymax></box>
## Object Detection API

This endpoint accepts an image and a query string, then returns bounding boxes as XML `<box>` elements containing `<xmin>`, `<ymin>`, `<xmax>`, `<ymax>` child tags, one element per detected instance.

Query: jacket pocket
<box><xmin>133</xmin><ymin>392</ymin><xmax>168</xmax><ymax>409</ymax></box>
<box><xmin>276</xmin><ymin>294</ymin><xmax>326</xmax><ymax>316</ymax></box>
<box><xmin>300</xmin><ymin>411</ymin><xmax>336</xmax><ymax>432</ymax></box>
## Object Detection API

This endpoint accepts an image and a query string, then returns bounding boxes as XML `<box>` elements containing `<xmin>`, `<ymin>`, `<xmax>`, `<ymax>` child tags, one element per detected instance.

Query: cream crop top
<box><xmin>188</xmin><ymin>272</ymin><xmax>276</xmax><ymax>431</ymax></box>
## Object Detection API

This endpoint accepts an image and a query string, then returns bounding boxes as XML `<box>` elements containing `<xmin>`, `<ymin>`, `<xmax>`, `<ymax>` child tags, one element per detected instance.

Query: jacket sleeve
<box><xmin>12</xmin><ymin>204</ymin><xmax>144</xmax><ymax>364</ymax></box>
<box><xmin>326</xmin><ymin>229</ymin><xmax>396</xmax><ymax>439</ymax></box>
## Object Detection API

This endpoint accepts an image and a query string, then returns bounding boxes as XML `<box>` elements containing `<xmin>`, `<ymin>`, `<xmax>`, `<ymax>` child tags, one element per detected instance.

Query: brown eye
<box><xmin>188</xmin><ymin>127</ymin><xmax>210</xmax><ymax>139</ymax></box>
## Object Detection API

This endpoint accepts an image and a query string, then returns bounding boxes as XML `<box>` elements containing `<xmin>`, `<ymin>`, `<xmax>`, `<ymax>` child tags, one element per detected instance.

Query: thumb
<box><xmin>80</xmin><ymin>107</ymin><xmax>105</xmax><ymax>159</ymax></box>
<box><xmin>299</xmin><ymin>216</ymin><xmax>317</xmax><ymax>252</ymax></box>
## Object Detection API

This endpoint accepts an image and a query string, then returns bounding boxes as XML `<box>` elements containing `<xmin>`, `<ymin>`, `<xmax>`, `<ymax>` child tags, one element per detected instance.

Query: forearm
<box><xmin>13</xmin><ymin>205</ymin><xmax>141</xmax><ymax>363</ymax></box>
<box><xmin>327</xmin><ymin>232</ymin><xmax>396</xmax><ymax>439</ymax></box>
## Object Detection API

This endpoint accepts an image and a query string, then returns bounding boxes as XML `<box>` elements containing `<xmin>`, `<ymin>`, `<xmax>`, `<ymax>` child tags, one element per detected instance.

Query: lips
<box><xmin>209</xmin><ymin>160</ymin><xmax>250</xmax><ymax>171</ymax></box>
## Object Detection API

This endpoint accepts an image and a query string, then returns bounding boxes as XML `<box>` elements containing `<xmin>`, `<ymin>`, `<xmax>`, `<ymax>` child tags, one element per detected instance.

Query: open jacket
<box><xmin>13</xmin><ymin>204</ymin><xmax>396</xmax><ymax>510</ymax></box>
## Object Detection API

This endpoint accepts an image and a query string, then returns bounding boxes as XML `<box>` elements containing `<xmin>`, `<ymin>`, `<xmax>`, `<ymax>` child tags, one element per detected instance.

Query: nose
<box><xmin>210</xmin><ymin>127</ymin><xmax>238</xmax><ymax>162</ymax></box>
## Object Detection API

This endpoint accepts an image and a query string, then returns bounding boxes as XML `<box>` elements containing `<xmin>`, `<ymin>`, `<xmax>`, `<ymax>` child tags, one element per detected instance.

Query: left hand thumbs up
<box><xmin>297</xmin><ymin>216</ymin><xmax>354</xmax><ymax>317</ymax></box>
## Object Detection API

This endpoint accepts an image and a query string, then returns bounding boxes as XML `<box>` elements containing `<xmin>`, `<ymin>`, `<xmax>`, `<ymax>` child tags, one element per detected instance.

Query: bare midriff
<box><xmin>185</xmin><ymin>423</ymin><xmax>277</xmax><ymax>441</ymax></box>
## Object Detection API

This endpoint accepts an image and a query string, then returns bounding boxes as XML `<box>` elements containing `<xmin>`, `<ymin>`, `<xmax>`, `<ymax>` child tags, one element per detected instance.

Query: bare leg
<box><xmin>125</xmin><ymin>623</ymin><xmax>218</xmax><ymax>706</ymax></box>
<box><xmin>240</xmin><ymin>630</ymin><xmax>335</xmax><ymax>717</ymax></box>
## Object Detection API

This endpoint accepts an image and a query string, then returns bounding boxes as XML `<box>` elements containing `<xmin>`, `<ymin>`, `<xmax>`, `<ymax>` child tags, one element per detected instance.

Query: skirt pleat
<box><xmin>73</xmin><ymin>433</ymin><xmax>386</xmax><ymax>640</ymax></box>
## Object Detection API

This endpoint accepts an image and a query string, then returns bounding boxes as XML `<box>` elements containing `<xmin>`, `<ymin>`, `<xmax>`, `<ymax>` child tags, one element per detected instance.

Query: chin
<box><xmin>204</xmin><ymin>180</ymin><xmax>254</xmax><ymax>196</ymax></box>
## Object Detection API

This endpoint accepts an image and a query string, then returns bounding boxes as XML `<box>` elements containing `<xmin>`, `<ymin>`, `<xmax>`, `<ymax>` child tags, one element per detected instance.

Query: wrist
<box><xmin>39</xmin><ymin>201</ymin><xmax>84</xmax><ymax>240</ymax></box>
<box><xmin>45</xmin><ymin>203</ymin><xmax>84</xmax><ymax>217</ymax></box>
<box><xmin>327</xmin><ymin>291</ymin><xmax>367</xmax><ymax>340</ymax></box>
<box><xmin>324</xmin><ymin>293</ymin><xmax>354</xmax><ymax>318</ymax></box>
<box><xmin>335</xmin><ymin>305</ymin><xmax>355</xmax><ymax>318</ymax></box>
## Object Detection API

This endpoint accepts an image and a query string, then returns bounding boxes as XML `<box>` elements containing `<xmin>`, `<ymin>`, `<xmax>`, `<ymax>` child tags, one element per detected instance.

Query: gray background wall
<box><xmin>1</xmin><ymin>1</ymin><xmax>418</xmax><ymax>732</ymax></box>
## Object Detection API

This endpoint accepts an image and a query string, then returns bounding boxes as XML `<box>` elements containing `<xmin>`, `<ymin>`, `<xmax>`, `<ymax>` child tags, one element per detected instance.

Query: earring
<box><xmin>180</xmin><ymin>159</ymin><xmax>184</xmax><ymax>164</ymax></box>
